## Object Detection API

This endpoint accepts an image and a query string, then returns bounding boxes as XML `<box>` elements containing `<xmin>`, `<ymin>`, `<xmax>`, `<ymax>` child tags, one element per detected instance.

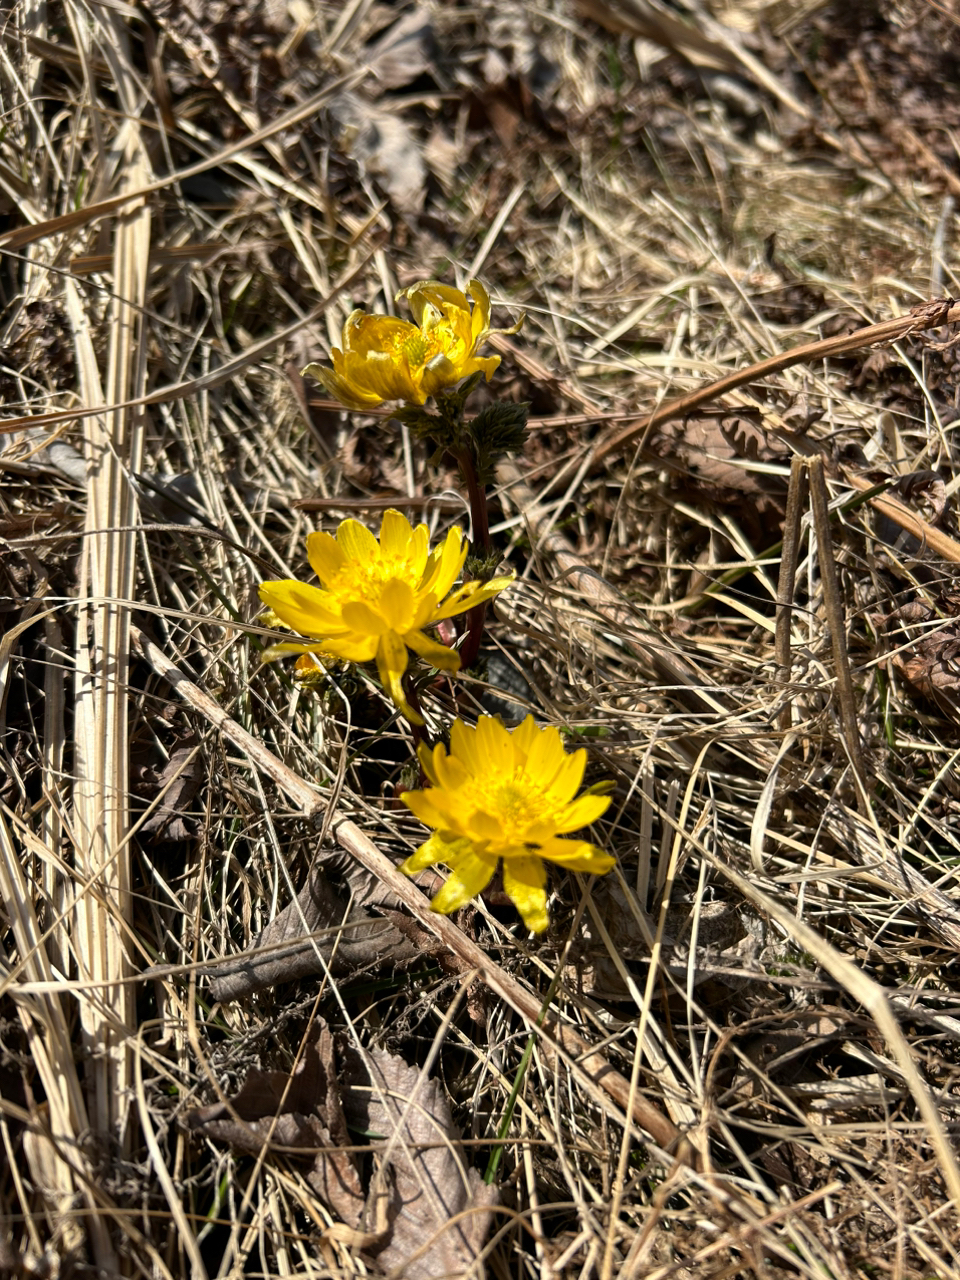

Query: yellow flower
<box><xmin>258</xmin><ymin>510</ymin><xmax>513</xmax><ymax>724</ymax></box>
<box><xmin>302</xmin><ymin>279</ymin><xmax>523</xmax><ymax>411</ymax></box>
<box><xmin>400</xmin><ymin>716</ymin><xmax>615</xmax><ymax>933</ymax></box>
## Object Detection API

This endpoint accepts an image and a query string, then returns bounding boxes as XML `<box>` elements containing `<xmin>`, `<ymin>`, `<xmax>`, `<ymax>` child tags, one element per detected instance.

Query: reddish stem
<box><xmin>455</xmin><ymin>447</ymin><xmax>491</xmax><ymax>555</ymax></box>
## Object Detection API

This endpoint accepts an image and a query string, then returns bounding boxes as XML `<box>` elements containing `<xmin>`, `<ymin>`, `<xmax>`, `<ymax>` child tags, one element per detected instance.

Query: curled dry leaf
<box><xmin>888</xmin><ymin>470</ymin><xmax>947</xmax><ymax>525</ymax></box>
<box><xmin>649</xmin><ymin>410</ymin><xmax>789</xmax><ymax>543</ymax></box>
<box><xmin>185</xmin><ymin>1028</ymin><xmax>498</xmax><ymax>1278</ymax></box>
<box><xmin>184</xmin><ymin>1026</ymin><xmax>365</xmax><ymax>1229</ymax></box>
<box><xmin>205</xmin><ymin>856</ymin><xmax>432</xmax><ymax>1002</ymax></box>
<box><xmin>878</xmin><ymin>597</ymin><xmax>960</xmax><ymax>721</ymax></box>
<box><xmin>364</xmin><ymin>9</ymin><xmax>435</xmax><ymax>90</ymax></box>
<box><xmin>137</xmin><ymin>733</ymin><xmax>203</xmax><ymax>842</ymax></box>
<box><xmin>329</xmin><ymin>90</ymin><xmax>426</xmax><ymax>213</ymax></box>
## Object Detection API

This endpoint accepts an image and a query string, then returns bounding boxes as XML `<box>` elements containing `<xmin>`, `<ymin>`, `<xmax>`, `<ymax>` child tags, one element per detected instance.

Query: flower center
<box><xmin>398</xmin><ymin>315</ymin><xmax>464</xmax><ymax>373</ymax></box>
<box><xmin>330</xmin><ymin>554</ymin><xmax>413</xmax><ymax>608</ymax></box>
<box><xmin>471</xmin><ymin>772</ymin><xmax>552</xmax><ymax>842</ymax></box>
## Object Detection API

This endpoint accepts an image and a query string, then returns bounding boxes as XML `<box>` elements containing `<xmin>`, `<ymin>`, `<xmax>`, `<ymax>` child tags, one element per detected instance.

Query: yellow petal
<box><xmin>512</xmin><ymin>715</ymin><xmax>541</xmax><ymax>761</ymax></box>
<box><xmin>342</xmin><ymin>349</ymin><xmax>426</xmax><ymax>405</ymax></box>
<box><xmin>301</xmin><ymin>362</ymin><xmax>384</xmax><ymax>411</ymax></box>
<box><xmin>419</xmin><ymin>526</ymin><xmax>466</xmax><ymax>598</ymax></box>
<box><xmin>418</xmin><ymin>741</ymin><xmax>443</xmax><ymax>787</ymax></box>
<box><xmin>306</xmin><ymin>531</ymin><xmax>346</xmax><ymax>584</ymax></box>
<box><xmin>261</xmin><ymin>640</ymin><xmax>336</xmax><ymax>662</ymax></box>
<box><xmin>317</xmin><ymin>633</ymin><xmax>379</xmax><ymax>663</ymax></box>
<box><xmin>341</xmin><ymin>600</ymin><xmax>388</xmax><ymax>634</ymax></box>
<box><xmin>401</xmin><ymin>790</ymin><xmax>449</xmax><ymax>831</ymax></box>
<box><xmin>399</xmin><ymin>832</ymin><xmax>471</xmax><ymax>876</ymax></box>
<box><xmin>449</xmin><ymin>718</ymin><xmax>481</xmax><ymax>772</ymax></box>
<box><xmin>336</xmin><ymin>518</ymin><xmax>380</xmax><ymax>563</ymax></box>
<box><xmin>432</xmin><ymin>750</ymin><xmax>473</xmax><ymax>794</ymax></box>
<box><xmin>501</xmin><ymin>856</ymin><xmax>549</xmax><ymax>933</ymax></box>
<box><xmin>536</xmin><ymin>839</ymin><xmax>616</xmax><ymax>874</ymax></box>
<box><xmin>467</xmin><ymin>279</ymin><xmax>491</xmax><ymax>345</ymax></box>
<box><xmin>406</xmin><ymin>628</ymin><xmax>461</xmax><ymax>672</ymax></box>
<box><xmin>524</xmin><ymin>724</ymin><xmax>567</xmax><ymax>787</ymax></box>
<box><xmin>258</xmin><ymin>580</ymin><xmax>342</xmax><ymax>635</ymax></box>
<box><xmin>544</xmin><ymin>750</ymin><xmax>588</xmax><ymax>805</ymax></box>
<box><xmin>379</xmin><ymin>577</ymin><xmax>416</xmax><ymax>631</ymax></box>
<box><xmin>376</xmin><ymin>630</ymin><xmax>417</xmax><ymax>721</ymax></box>
<box><xmin>342</xmin><ymin>311</ymin><xmax>415</xmax><ymax>357</ymax></box>
<box><xmin>379</xmin><ymin>508</ymin><xmax>414</xmax><ymax>560</ymax></box>
<box><xmin>476</xmin><ymin>716</ymin><xmax>512</xmax><ymax>771</ymax></box>
<box><xmin>430</xmin><ymin>572</ymin><xmax>514</xmax><ymax>622</ymax></box>
<box><xmin>429</xmin><ymin>847</ymin><xmax>498</xmax><ymax>915</ymax></box>
<box><xmin>550</xmin><ymin>793</ymin><xmax>611</xmax><ymax>833</ymax></box>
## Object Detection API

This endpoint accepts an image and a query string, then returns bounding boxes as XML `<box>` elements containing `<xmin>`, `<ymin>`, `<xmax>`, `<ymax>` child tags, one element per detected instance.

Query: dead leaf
<box><xmin>339</xmin><ymin>1045</ymin><xmax>499</xmax><ymax>1278</ymax></box>
<box><xmin>574</xmin><ymin>0</ymin><xmax>740</xmax><ymax>71</ymax></box>
<box><xmin>138</xmin><ymin>733</ymin><xmax>203</xmax><ymax>842</ymax></box>
<box><xmin>185</xmin><ymin>1027</ymin><xmax>366</xmax><ymax>1227</ymax></box>
<box><xmin>205</xmin><ymin>857</ymin><xmax>431</xmax><ymax>1002</ymax></box>
<box><xmin>364</xmin><ymin>10</ymin><xmax>435</xmax><ymax>90</ymax></box>
<box><xmin>879</xmin><ymin>597</ymin><xmax>960</xmax><ymax>721</ymax></box>
<box><xmin>889</xmin><ymin>470</ymin><xmax>947</xmax><ymax>525</ymax></box>
<box><xmin>186</xmin><ymin>1030</ymin><xmax>499</xmax><ymax>1276</ymax></box>
<box><xmin>329</xmin><ymin>91</ymin><xmax>426</xmax><ymax>214</ymax></box>
<box><xmin>649</xmin><ymin>410</ymin><xmax>789</xmax><ymax>543</ymax></box>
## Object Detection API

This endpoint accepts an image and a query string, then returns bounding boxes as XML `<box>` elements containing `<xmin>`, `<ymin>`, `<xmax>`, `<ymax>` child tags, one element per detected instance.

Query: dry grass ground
<box><xmin>2</xmin><ymin>0</ymin><xmax>960</xmax><ymax>1276</ymax></box>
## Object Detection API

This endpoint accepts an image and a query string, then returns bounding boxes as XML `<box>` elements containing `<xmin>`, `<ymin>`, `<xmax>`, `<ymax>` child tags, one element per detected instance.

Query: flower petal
<box><xmin>405</xmin><ymin>627</ymin><xmax>461</xmax><ymax>672</ymax></box>
<box><xmin>448</xmin><ymin>719</ymin><xmax>481</xmax><ymax>773</ymax></box>
<box><xmin>399</xmin><ymin>832</ymin><xmax>471</xmax><ymax>876</ymax></box>
<box><xmin>476</xmin><ymin>716</ymin><xmax>512</xmax><ymax>772</ymax></box>
<box><xmin>420</xmin><ymin>526</ymin><xmax>467</xmax><ymax>599</ymax></box>
<box><xmin>523</xmin><ymin>724</ymin><xmax>567</xmax><ymax>788</ymax></box>
<box><xmin>306</xmin><ymin>531</ymin><xmax>346</xmax><ymax>584</ymax></box>
<box><xmin>550</xmin><ymin>793</ymin><xmax>612</xmax><ymax>833</ymax></box>
<box><xmin>401</xmin><ymin>790</ymin><xmax>451</xmax><ymax>831</ymax></box>
<box><xmin>420</xmin><ymin>354</ymin><xmax>465</xmax><ymax>398</ymax></box>
<box><xmin>261</xmin><ymin>640</ymin><xmax>337</xmax><ymax>662</ymax></box>
<box><xmin>429</xmin><ymin>848</ymin><xmax>498</xmax><ymax>915</ymax></box>
<box><xmin>336</xmin><ymin>518</ymin><xmax>380</xmax><ymax>563</ymax></box>
<box><xmin>379</xmin><ymin>577</ymin><xmax>416</xmax><ymax>631</ymax></box>
<box><xmin>543</xmin><ymin>750</ymin><xmax>588</xmax><ymax>805</ymax></box>
<box><xmin>375</xmin><ymin>630</ymin><xmax>415</xmax><ymax>720</ymax></box>
<box><xmin>379</xmin><ymin>508</ymin><xmax>415</xmax><ymax>560</ymax></box>
<box><xmin>258</xmin><ymin>580</ymin><xmax>342</xmax><ymax>635</ymax></box>
<box><xmin>467</xmin><ymin>279</ymin><xmax>491</xmax><ymax>347</ymax></box>
<box><xmin>341</xmin><ymin>600</ymin><xmax>388</xmax><ymax>634</ymax></box>
<box><xmin>301</xmin><ymin>361</ymin><xmax>384</xmax><ymax>410</ymax></box>
<box><xmin>536</xmin><ymin>838</ymin><xmax>616</xmax><ymax>874</ymax></box>
<box><xmin>501</xmin><ymin>856</ymin><xmax>549</xmax><ymax>933</ymax></box>
<box><xmin>431</xmin><ymin>572</ymin><xmax>515</xmax><ymax>622</ymax></box>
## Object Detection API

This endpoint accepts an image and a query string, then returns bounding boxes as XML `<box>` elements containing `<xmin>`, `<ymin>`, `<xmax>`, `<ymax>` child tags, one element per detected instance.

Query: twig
<box><xmin>807</xmin><ymin>457</ymin><xmax>868</xmax><ymax>806</ymax></box>
<box><xmin>776</xmin><ymin>456</ymin><xmax>808</xmax><ymax>734</ymax></box>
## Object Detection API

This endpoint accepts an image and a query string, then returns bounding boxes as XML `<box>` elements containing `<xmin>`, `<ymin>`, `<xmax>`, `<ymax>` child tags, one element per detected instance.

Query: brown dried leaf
<box><xmin>650</xmin><ymin>410</ymin><xmax>789</xmax><ymax>539</ymax></box>
<box><xmin>654</xmin><ymin>410</ymin><xmax>788</xmax><ymax>493</ymax></box>
<box><xmin>186</xmin><ymin>1033</ymin><xmax>498</xmax><ymax>1274</ymax></box>
<box><xmin>574</xmin><ymin>0</ymin><xmax>740</xmax><ymax>71</ymax></box>
<box><xmin>879</xmin><ymin>597</ymin><xmax>960</xmax><ymax>721</ymax></box>
<box><xmin>888</xmin><ymin>470</ymin><xmax>947</xmax><ymax>525</ymax></box>
<box><xmin>185</xmin><ymin>1028</ymin><xmax>365</xmax><ymax>1227</ymax></box>
<box><xmin>139</xmin><ymin>733</ymin><xmax>203</xmax><ymax>842</ymax></box>
<box><xmin>329</xmin><ymin>90</ymin><xmax>426</xmax><ymax>213</ymax></box>
<box><xmin>340</xmin><ymin>1045</ymin><xmax>499</xmax><ymax>1278</ymax></box>
<box><xmin>364</xmin><ymin>9</ymin><xmax>435</xmax><ymax>90</ymax></box>
<box><xmin>206</xmin><ymin>859</ymin><xmax>430</xmax><ymax>1002</ymax></box>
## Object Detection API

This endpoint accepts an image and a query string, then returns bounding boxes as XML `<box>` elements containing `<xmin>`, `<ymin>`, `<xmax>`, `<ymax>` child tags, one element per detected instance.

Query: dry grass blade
<box><xmin>594</xmin><ymin>297</ymin><xmax>960</xmax><ymax>462</ymax></box>
<box><xmin>69</xmin><ymin>6</ymin><xmax>149</xmax><ymax>1165</ymax></box>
